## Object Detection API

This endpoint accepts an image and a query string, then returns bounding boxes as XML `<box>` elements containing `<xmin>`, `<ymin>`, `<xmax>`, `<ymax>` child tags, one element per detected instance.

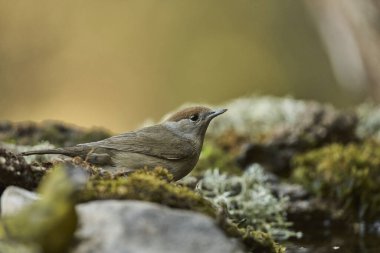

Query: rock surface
<box><xmin>1</xmin><ymin>187</ymin><xmax>244</xmax><ymax>253</ymax></box>
<box><xmin>73</xmin><ymin>200</ymin><xmax>243</xmax><ymax>253</ymax></box>
<box><xmin>1</xmin><ymin>186</ymin><xmax>39</xmax><ymax>215</ymax></box>
<box><xmin>235</xmin><ymin>103</ymin><xmax>357</xmax><ymax>175</ymax></box>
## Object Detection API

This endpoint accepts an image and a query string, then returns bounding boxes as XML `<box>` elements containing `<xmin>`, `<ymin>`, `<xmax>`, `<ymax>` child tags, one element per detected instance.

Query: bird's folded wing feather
<box><xmin>79</xmin><ymin>125</ymin><xmax>195</xmax><ymax>160</ymax></box>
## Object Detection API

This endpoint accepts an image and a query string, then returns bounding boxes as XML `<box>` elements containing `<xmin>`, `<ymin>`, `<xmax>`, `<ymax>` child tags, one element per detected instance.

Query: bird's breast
<box><xmin>112</xmin><ymin>151</ymin><xmax>200</xmax><ymax>180</ymax></box>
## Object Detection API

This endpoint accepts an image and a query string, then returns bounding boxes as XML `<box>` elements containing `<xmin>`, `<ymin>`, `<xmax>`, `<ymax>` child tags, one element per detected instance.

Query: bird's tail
<box><xmin>21</xmin><ymin>148</ymin><xmax>75</xmax><ymax>157</ymax></box>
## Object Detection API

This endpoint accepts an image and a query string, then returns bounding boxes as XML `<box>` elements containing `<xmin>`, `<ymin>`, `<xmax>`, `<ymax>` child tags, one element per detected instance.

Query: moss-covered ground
<box><xmin>292</xmin><ymin>140</ymin><xmax>380</xmax><ymax>221</ymax></box>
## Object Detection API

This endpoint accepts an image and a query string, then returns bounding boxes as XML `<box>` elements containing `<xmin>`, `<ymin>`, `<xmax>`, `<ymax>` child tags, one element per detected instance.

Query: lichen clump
<box><xmin>292</xmin><ymin>141</ymin><xmax>380</xmax><ymax>221</ymax></box>
<box><xmin>197</xmin><ymin>165</ymin><xmax>299</xmax><ymax>241</ymax></box>
<box><xmin>356</xmin><ymin>103</ymin><xmax>380</xmax><ymax>140</ymax></box>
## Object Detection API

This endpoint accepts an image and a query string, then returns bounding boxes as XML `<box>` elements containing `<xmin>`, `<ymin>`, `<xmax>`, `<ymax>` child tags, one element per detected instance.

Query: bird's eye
<box><xmin>190</xmin><ymin>114</ymin><xmax>199</xmax><ymax>122</ymax></box>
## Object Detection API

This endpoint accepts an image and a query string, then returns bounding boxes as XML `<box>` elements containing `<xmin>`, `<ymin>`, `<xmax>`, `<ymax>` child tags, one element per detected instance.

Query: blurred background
<box><xmin>1</xmin><ymin>0</ymin><xmax>379</xmax><ymax>132</ymax></box>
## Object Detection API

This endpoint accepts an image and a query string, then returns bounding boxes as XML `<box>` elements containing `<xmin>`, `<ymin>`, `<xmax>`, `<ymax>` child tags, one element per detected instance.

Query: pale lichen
<box><xmin>207</xmin><ymin>96</ymin><xmax>309</xmax><ymax>140</ymax></box>
<box><xmin>197</xmin><ymin>164</ymin><xmax>300</xmax><ymax>241</ymax></box>
<box><xmin>0</xmin><ymin>141</ymin><xmax>56</xmax><ymax>164</ymax></box>
<box><xmin>356</xmin><ymin>103</ymin><xmax>380</xmax><ymax>140</ymax></box>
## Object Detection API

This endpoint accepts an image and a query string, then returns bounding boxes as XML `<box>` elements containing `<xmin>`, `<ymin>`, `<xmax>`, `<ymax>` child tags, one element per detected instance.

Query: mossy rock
<box><xmin>220</xmin><ymin>220</ymin><xmax>285</xmax><ymax>253</ymax></box>
<box><xmin>80</xmin><ymin>167</ymin><xmax>216</xmax><ymax>218</ymax></box>
<box><xmin>292</xmin><ymin>140</ymin><xmax>380</xmax><ymax>221</ymax></box>
<box><xmin>0</xmin><ymin>121</ymin><xmax>111</xmax><ymax>146</ymax></box>
<box><xmin>80</xmin><ymin>168</ymin><xmax>284</xmax><ymax>253</ymax></box>
<box><xmin>0</xmin><ymin>148</ymin><xmax>47</xmax><ymax>191</ymax></box>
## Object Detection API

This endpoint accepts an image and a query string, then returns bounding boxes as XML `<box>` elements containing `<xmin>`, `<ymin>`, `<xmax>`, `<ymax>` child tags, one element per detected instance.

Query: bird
<box><xmin>22</xmin><ymin>106</ymin><xmax>227</xmax><ymax>180</ymax></box>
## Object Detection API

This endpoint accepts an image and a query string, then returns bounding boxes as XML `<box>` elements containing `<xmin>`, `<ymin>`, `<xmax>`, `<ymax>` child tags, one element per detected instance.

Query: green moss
<box><xmin>192</xmin><ymin>142</ymin><xmax>242</xmax><ymax>177</ymax></box>
<box><xmin>80</xmin><ymin>167</ymin><xmax>216</xmax><ymax>218</ymax></box>
<box><xmin>292</xmin><ymin>140</ymin><xmax>380</xmax><ymax>221</ymax></box>
<box><xmin>220</xmin><ymin>220</ymin><xmax>285</xmax><ymax>253</ymax></box>
<box><xmin>2</xmin><ymin>138</ymin><xmax>17</xmax><ymax>144</ymax></box>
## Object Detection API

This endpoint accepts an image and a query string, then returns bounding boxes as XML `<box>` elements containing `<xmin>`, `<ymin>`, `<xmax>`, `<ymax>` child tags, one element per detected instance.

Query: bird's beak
<box><xmin>207</xmin><ymin>108</ymin><xmax>227</xmax><ymax>120</ymax></box>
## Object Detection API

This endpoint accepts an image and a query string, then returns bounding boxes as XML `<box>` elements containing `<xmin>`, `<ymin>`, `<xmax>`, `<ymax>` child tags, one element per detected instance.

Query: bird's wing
<box><xmin>79</xmin><ymin>125</ymin><xmax>196</xmax><ymax>160</ymax></box>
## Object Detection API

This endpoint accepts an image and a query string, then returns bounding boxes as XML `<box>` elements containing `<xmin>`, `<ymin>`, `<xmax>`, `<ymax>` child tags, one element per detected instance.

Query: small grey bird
<box><xmin>22</xmin><ymin>106</ymin><xmax>227</xmax><ymax>180</ymax></box>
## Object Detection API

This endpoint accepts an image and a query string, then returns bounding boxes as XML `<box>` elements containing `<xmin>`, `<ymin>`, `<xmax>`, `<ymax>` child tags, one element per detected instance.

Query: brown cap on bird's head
<box><xmin>166</xmin><ymin>106</ymin><xmax>211</xmax><ymax>122</ymax></box>
<box><xmin>165</xmin><ymin>106</ymin><xmax>227</xmax><ymax>122</ymax></box>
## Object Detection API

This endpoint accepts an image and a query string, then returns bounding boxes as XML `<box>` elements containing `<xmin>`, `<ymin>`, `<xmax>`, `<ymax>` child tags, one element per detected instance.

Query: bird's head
<box><xmin>164</xmin><ymin>106</ymin><xmax>227</xmax><ymax>141</ymax></box>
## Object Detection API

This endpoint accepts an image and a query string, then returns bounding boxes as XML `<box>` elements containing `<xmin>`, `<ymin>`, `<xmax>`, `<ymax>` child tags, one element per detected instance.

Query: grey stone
<box><xmin>1</xmin><ymin>186</ymin><xmax>39</xmax><ymax>216</ymax></box>
<box><xmin>1</xmin><ymin>188</ymin><xmax>243</xmax><ymax>253</ymax></box>
<box><xmin>72</xmin><ymin>200</ymin><xmax>243</xmax><ymax>253</ymax></box>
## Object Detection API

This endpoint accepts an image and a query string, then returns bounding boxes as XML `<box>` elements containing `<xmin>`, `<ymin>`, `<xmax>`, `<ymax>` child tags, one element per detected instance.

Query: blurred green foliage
<box><xmin>0</xmin><ymin>166</ymin><xmax>80</xmax><ymax>253</ymax></box>
<box><xmin>192</xmin><ymin>142</ymin><xmax>242</xmax><ymax>176</ymax></box>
